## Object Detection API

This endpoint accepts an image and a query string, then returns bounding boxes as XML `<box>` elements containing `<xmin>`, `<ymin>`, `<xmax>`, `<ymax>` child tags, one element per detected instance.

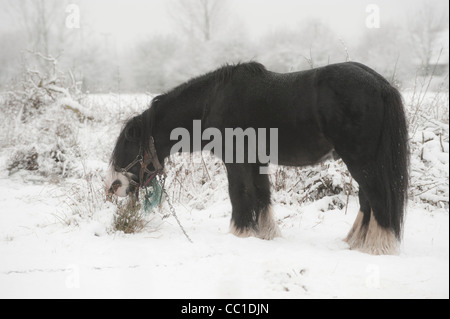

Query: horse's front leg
<box><xmin>225</xmin><ymin>163</ymin><xmax>281</xmax><ymax>240</ymax></box>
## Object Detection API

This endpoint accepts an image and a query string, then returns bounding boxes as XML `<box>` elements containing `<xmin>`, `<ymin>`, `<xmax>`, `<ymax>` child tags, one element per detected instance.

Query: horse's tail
<box><xmin>376</xmin><ymin>86</ymin><xmax>409</xmax><ymax>240</ymax></box>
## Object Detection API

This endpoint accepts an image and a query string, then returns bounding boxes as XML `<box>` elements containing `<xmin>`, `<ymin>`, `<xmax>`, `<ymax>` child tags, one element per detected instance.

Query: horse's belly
<box><xmin>277</xmin><ymin>133</ymin><xmax>334</xmax><ymax>167</ymax></box>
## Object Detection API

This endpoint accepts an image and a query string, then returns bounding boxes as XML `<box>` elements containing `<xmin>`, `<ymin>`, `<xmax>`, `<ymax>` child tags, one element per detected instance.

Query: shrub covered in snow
<box><xmin>408</xmin><ymin>118</ymin><xmax>449</xmax><ymax>209</ymax></box>
<box><xmin>1</xmin><ymin>52</ymin><xmax>97</xmax><ymax>179</ymax></box>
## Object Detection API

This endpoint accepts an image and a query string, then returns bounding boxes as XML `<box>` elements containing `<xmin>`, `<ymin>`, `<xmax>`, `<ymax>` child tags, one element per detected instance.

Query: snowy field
<box><xmin>0</xmin><ymin>93</ymin><xmax>448</xmax><ymax>299</ymax></box>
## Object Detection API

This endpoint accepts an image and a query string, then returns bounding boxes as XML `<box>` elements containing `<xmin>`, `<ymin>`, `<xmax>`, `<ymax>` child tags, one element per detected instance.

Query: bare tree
<box><xmin>258</xmin><ymin>19</ymin><xmax>342</xmax><ymax>73</ymax></box>
<box><xmin>355</xmin><ymin>21</ymin><xmax>413</xmax><ymax>84</ymax></box>
<box><xmin>169</xmin><ymin>0</ymin><xmax>228</xmax><ymax>42</ymax></box>
<box><xmin>408</xmin><ymin>3</ymin><xmax>448</xmax><ymax>71</ymax></box>
<box><xmin>5</xmin><ymin>0</ymin><xmax>65</xmax><ymax>56</ymax></box>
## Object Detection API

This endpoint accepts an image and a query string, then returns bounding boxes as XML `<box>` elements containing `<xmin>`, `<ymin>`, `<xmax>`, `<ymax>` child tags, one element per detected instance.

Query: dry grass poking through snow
<box><xmin>112</xmin><ymin>197</ymin><xmax>150</xmax><ymax>234</ymax></box>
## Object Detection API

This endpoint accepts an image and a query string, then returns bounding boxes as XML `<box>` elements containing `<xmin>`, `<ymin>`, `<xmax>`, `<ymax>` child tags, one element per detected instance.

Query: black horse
<box><xmin>107</xmin><ymin>61</ymin><xmax>409</xmax><ymax>255</ymax></box>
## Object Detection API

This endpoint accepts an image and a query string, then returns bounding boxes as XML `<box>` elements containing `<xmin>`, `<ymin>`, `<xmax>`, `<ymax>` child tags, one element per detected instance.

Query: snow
<box><xmin>0</xmin><ymin>178</ymin><xmax>447</xmax><ymax>298</ymax></box>
<box><xmin>0</xmin><ymin>93</ymin><xmax>448</xmax><ymax>299</ymax></box>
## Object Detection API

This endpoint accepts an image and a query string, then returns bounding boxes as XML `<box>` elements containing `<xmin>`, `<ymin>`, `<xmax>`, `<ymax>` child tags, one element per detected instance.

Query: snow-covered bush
<box><xmin>3</xmin><ymin>52</ymin><xmax>86</xmax><ymax>121</ymax></box>
<box><xmin>269</xmin><ymin>161</ymin><xmax>356</xmax><ymax>210</ymax></box>
<box><xmin>1</xmin><ymin>52</ymin><xmax>95</xmax><ymax>179</ymax></box>
<box><xmin>408</xmin><ymin>114</ymin><xmax>449</xmax><ymax>209</ymax></box>
<box><xmin>7</xmin><ymin>147</ymin><xmax>39</xmax><ymax>175</ymax></box>
<box><xmin>163</xmin><ymin>153</ymin><xmax>229</xmax><ymax>210</ymax></box>
<box><xmin>4</xmin><ymin>103</ymin><xmax>83</xmax><ymax>179</ymax></box>
<box><xmin>159</xmin><ymin>152</ymin><xmax>356</xmax><ymax>212</ymax></box>
<box><xmin>404</xmin><ymin>73</ymin><xmax>449</xmax><ymax>210</ymax></box>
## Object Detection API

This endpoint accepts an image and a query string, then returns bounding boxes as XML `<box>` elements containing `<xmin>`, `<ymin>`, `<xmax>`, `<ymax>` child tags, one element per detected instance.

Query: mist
<box><xmin>0</xmin><ymin>0</ymin><xmax>448</xmax><ymax>93</ymax></box>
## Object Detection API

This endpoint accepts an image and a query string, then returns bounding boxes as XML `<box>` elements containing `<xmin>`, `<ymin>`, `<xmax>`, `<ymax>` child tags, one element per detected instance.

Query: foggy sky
<box><xmin>1</xmin><ymin>0</ymin><xmax>448</xmax><ymax>49</ymax></box>
<box><xmin>83</xmin><ymin>0</ymin><xmax>450</xmax><ymax>47</ymax></box>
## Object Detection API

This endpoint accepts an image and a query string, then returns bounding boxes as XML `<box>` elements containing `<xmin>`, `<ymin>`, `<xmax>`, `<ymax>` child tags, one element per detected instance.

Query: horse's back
<box><xmin>206</xmin><ymin>62</ymin><xmax>395</xmax><ymax>166</ymax></box>
<box><xmin>224</xmin><ymin>61</ymin><xmax>391</xmax><ymax>123</ymax></box>
<box><xmin>261</xmin><ymin>62</ymin><xmax>392</xmax><ymax>166</ymax></box>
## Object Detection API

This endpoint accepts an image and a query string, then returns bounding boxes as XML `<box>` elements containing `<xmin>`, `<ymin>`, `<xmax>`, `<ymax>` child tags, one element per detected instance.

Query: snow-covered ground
<box><xmin>0</xmin><ymin>93</ymin><xmax>448</xmax><ymax>299</ymax></box>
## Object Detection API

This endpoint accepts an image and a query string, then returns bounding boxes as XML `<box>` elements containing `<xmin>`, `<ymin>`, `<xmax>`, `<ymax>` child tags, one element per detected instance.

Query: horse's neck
<box><xmin>161</xmin><ymin>80</ymin><xmax>216</xmax><ymax>129</ymax></box>
<box><xmin>154</xmin><ymin>84</ymin><xmax>213</xmax><ymax>157</ymax></box>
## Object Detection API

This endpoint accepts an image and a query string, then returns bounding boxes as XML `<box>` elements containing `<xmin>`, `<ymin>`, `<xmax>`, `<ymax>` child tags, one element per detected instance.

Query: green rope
<box><xmin>141</xmin><ymin>178</ymin><xmax>163</xmax><ymax>213</ymax></box>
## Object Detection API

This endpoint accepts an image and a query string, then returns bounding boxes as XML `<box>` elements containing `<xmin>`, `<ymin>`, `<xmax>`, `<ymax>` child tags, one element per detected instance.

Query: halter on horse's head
<box><xmin>106</xmin><ymin>111</ymin><xmax>163</xmax><ymax>198</ymax></box>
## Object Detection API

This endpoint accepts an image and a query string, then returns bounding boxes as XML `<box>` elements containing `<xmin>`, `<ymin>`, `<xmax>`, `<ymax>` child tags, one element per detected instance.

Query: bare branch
<box><xmin>169</xmin><ymin>0</ymin><xmax>228</xmax><ymax>42</ymax></box>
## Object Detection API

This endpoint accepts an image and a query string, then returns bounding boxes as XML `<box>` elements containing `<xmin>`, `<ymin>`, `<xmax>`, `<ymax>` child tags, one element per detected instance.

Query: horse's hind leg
<box><xmin>345</xmin><ymin>189</ymin><xmax>371</xmax><ymax>249</ymax></box>
<box><xmin>344</xmin><ymin>163</ymin><xmax>399</xmax><ymax>255</ymax></box>
<box><xmin>226</xmin><ymin>163</ymin><xmax>281</xmax><ymax>240</ymax></box>
<box><xmin>360</xmin><ymin>180</ymin><xmax>399</xmax><ymax>255</ymax></box>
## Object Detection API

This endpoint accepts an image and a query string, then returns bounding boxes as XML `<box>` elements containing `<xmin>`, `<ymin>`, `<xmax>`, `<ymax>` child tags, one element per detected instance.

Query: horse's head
<box><xmin>107</xmin><ymin>115</ymin><xmax>143</xmax><ymax>197</ymax></box>
<box><xmin>106</xmin><ymin>111</ymin><xmax>162</xmax><ymax>197</ymax></box>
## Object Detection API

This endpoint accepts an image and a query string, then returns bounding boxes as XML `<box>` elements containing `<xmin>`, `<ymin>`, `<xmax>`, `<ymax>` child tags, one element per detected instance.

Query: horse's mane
<box><xmin>158</xmin><ymin>61</ymin><xmax>267</xmax><ymax>102</ymax></box>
